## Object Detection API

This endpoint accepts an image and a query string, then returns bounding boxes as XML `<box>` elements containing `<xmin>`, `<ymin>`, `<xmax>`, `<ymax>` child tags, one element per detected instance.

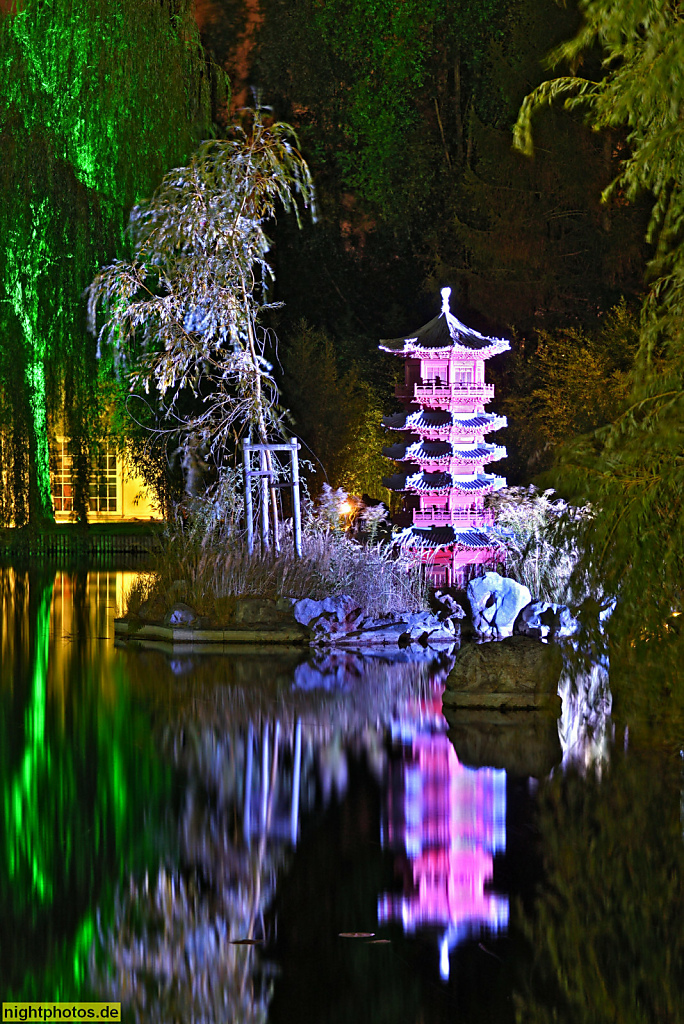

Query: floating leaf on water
<box><xmin>230</xmin><ymin>938</ymin><xmax>263</xmax><ymax>945</ymax></box>
<box><xmin>367</xmin><ymin>939</ymin><xmax>391</xmax><ymax>944</ymax></box>
<box><xmin>338</xmin><ymin>932</ymin><xmax>375</xmax><ymax>938</ymax></box>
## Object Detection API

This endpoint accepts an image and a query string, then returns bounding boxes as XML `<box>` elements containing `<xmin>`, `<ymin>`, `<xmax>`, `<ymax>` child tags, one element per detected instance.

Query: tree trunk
<box><xmin>241</xmin><ymin>270</ymin><xmax>280</xmax><ymax>553</ymax></box>
<box><xmin>453</xmin><ymin>53</ymin><xmax>463</xmax><ymax>167</ymax></box>
<box><xmin>24</xmin><ymin>359</ymin><xmax>54</xmax><ymax>527</ymax></box>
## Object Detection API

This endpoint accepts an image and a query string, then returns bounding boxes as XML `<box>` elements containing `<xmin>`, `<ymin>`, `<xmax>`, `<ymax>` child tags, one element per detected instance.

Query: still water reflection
<box><xmin>379</xmin><ymin>730</ymin><xmax>508</xmax><ymax>980</ymax></box>
<box><xmin>1</xmin><ymin>568</ymin><xmax>682</xmax><ymax>1023</ymax></box>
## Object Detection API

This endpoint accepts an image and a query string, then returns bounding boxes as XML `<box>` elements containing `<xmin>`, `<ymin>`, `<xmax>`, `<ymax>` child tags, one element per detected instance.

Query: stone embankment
<box><xmin>114</xmin><ymin>594</ymin><xmax>459</xmax><ymax>652</ymax></box>
<box><xmin>115</xmin><ymin>570</ymin><xmax>583</xmax><ymax>654</ymax></box>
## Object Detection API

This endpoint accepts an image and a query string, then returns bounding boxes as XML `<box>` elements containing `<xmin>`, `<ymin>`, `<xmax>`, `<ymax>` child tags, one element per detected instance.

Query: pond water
<box><xmin>1</xmin><ymin>568</ymin><xmax>682</xmax><ymax>1023</ymax></box>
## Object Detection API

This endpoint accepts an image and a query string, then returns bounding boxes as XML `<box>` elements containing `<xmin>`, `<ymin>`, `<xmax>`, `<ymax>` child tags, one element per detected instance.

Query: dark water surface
<box><xmin>1</xmin><ymin>569</ymin><xmax>682</xmax><ymax>1024</ymax></box>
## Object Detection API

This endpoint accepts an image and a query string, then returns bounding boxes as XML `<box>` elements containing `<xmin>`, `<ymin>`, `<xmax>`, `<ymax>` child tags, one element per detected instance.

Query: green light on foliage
<box><xmin>0</xmin><ymin>0</ymin><xmax>225</xmax><ymax>523</ymax></box>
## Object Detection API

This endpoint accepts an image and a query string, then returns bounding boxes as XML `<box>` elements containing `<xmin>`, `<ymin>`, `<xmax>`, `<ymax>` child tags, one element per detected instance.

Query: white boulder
<box><xmin>467</xmin><ymin>572</ymin><xmax>532</xmax><ymax>639</ymax></box>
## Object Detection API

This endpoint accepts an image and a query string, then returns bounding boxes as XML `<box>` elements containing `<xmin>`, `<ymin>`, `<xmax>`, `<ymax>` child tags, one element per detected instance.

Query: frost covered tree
<box><xmin>87</xmin><ymin>107</ymin><xmax>315</xmax><ymax>503</ymax></box>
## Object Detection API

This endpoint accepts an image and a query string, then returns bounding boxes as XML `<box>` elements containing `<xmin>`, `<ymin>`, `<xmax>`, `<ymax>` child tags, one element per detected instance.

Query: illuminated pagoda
<box><xmin>380</xmin><ymin>287</ymin><xmax>510</xmax><ymax>587</ymax></box>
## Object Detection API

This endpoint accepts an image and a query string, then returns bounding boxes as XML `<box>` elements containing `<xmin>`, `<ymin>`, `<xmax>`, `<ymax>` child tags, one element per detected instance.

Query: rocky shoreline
<box><xmin>116</xmin><ymin>570</ymin><xmax>581</xmax><ymax>653</ymax></box>
<box><xmin>114</xmin><ymin>593</ymin><xmax>458</xmax><ymax>651</ymax></box>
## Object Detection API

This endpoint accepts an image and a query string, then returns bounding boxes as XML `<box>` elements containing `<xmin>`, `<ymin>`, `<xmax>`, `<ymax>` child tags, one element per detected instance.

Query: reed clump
<box><xmin>488</xmin><ymin>486</ymin><xmax>591</xmax><ymax>604</ymax></box>
<box><xmin>126</xmin><ymin>518</ymin><xmax>426</xmax><ymax>623</ymax></box>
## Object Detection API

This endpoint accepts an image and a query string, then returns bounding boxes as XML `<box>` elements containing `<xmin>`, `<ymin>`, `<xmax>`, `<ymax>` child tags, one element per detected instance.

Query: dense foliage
<box><xmin>224</xmin><ymin>0</ymin><xmax>649</xmax><ymax>495</ymax></box>
<box><xmin>514</xmin><ymin>0</ymin><xmax>684</xmax><ymax>645</ymax></box>
<box><xmin>500</xmin><ymin>299</ymin><xmax>639</xmax><ymax>477</ymax></box>
<box><xmin>0</xmin><ymin>0</ymin><xmax>224</xmax><ymax>525</ymax></box>
<box><xmin>516</xmin><ymin>754</ymin><xmax>684</xmax><ymax>1022</ymax></box>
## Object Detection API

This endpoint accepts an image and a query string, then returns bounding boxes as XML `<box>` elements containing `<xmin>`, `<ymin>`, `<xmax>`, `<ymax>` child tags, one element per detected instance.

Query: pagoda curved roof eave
<box><xmin>378</xmin><ymin>340</ymin><xmax>510</xmax><ymax>360</ymax></box>
<box><xmin>395</xmin><ymin>525</ymin><xmax>505</xmax><ymax>551</ymax></box>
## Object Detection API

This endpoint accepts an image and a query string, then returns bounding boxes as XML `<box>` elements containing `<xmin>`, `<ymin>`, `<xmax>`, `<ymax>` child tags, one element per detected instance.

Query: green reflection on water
<box><xmin>6</xmin><ymin>580</ymin><xmax>53</xmax><ymax>903</ymax></box>
<box><xmin>0</xmin><ymin>571</ymin><xmax>173</xmax><ymax>998</ymax></box>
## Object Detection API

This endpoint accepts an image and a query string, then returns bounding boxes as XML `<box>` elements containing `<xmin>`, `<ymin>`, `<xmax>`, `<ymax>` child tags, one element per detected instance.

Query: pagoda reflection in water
<box><xmin>379</xmin><ymin>726</ymin><xmax>508</xmax><ymax>980</ymax></box>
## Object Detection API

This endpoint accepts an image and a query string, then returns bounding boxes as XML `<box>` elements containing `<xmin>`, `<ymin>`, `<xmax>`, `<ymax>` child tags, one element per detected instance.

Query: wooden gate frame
<box><xmin>242</xmin><ymin>437</ymin><xmax>302</xmax><ymax>558</ymax></box>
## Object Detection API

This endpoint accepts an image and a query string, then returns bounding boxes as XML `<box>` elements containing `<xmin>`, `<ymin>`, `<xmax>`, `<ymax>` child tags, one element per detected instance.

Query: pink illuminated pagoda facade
<box><xmin>380</xmin><ymin>287</ymin><xmax>510</xmax><ymax>587</ymax></box>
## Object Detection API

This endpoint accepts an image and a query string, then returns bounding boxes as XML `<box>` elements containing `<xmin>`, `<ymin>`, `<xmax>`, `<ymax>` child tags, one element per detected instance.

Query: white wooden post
<box><xmin>291</xmin><ymin>439</ymin><xmax>302</xmax><ymax>559</ymax></box>
<box><xmin>243</xmin><ymin>439</ymin><xmax>254</xmax><ymax>555</ymax></box>
<box><xmin>259</xmin><ymin>448</ymin><xmax>270</xmax><ymax>552</ymax></box>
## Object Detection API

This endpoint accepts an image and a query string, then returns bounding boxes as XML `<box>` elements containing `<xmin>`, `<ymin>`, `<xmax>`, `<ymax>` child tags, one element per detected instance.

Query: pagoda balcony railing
<box><xmin>413</xmin><ymin>509</ymin><xmax>495</xmax><ymax>528</ymax></box>
<box><xmin>396</xmin><ymin>381</ymin><xmax>495</xmax><ymax>403</ymax></box>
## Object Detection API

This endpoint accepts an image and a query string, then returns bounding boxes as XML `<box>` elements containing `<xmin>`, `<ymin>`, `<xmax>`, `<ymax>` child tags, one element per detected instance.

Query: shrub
<box><xmin>489</xmin><ymin>485</ymin><xmax>591</xmax><ymax>604</ymax></box>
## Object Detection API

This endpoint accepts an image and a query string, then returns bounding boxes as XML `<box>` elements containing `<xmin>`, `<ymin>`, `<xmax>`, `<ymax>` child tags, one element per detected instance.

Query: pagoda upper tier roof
<box><xmin>383</xmin><ymin>440</ymin><xmax>505</xmax><ymax>463</ymax></box>
<box><xmin>379</xmin><ymin>288</ymin><xmax>510</xmax><ymax>359</ymax></box>
<box><xmin>383</xmin><ymin>471</ymin><xmax>506</xmax><ymax>494</ymax></box>
<box><xmin>383</xmin><ymin>410</ymin><xmax>507</xmax><ymax>434</ymax></box>
<box><xmin>395</xmin><ymin>525</ymin><xmax>503</xmax><ymax>551</ymax></box>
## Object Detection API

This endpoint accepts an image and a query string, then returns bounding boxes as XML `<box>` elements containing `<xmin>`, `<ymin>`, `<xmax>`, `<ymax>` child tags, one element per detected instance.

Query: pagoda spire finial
<box><xmin>441</xmin><ymin>286</ymin><xmax>452</xmax><ymax>315</ymax></box>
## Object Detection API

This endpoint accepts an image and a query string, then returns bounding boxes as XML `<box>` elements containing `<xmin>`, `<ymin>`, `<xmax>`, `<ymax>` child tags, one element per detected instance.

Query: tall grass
<box><xmin>488</xmin><ymin>486</ymin><xmax>590</xmax><ymax>604</ymax></box>
<box><xmin>127</xmin><ymin>517</ymin><xmax>426</xmax><ymax>621</ymax></box>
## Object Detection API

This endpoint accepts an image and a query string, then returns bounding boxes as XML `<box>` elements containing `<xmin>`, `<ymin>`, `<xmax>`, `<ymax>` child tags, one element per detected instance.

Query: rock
<box><xmin>334</xmin><ymin>621</ymin><xmax>411</xmax><ymax>645</ymax></box>
<box><xmin>515</xmin><ymin>601</ymin><xmax>579</xmax><ymax>641</ymax></box>
<box><xmin>358</xmin><ymin>611</ymin><xmax>406</xmax><ymax>629</ymax></box>
<box><xmin>433</xmin><ymin>589</ymin><xmax>467</xmax><ymax>619</ymax></box>
<box><xmin>443</xmin><ymin>635</ymin><xmax>563</xmax><ymax>711</ymax></box>
<box><xmin>467</xmin><ymin>572</ymin><xmax>532</xmax><ymax>638</ymax></box>
<box><xmin>399</xmin><ymin>610</ymin><xmax>458</xmax><ymax>647</ymax></box>
<box><xmin>293</xmin><ymin>595</ymin><xmax>364</xmax><ymax>634</ymax></box>
<box><xmin>234</xmin><ymin>598</ymin><xmax>294</xmax><ymax>626</ymax></box>
<box><xmin>444</xmin><ymin>709</ymin><xmax>562</xmax><ymax>777</ymax></box>
<box><xmin>163</xmin><ymin>602</ymin><xmax>197</xmax><ymax>627</ymax></box>
<box><xmin>406</xmin><ymin>609</ymin><xmax>436</xmax><ymax>630</ymax></box>
<box><xmin>294</xmin><ymin>597</ymin><xmax>333</xmax><ymax>626</ymax></box>
<box><xmin>137</xmin><ymin>597</ymin><xmax>167</xmax><ymax>623</ymax></box>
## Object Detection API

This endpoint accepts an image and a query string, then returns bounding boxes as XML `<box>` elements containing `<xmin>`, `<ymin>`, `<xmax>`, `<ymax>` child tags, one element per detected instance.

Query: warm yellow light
<box><xmin>339</xmin><ymin>500</ymin><xmax>352</xmax><ymax>516</ymax></box>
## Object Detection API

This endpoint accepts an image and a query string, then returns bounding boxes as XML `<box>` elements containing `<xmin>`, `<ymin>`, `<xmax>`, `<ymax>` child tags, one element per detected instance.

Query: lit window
<box><xmin>89</xmin><ymin>447</ymin><xmax>118</xmax><ymax>513</ymax></box>
<box><xmin>52</xmin><ymin>440</ymin><xmax>74</xmax><ymax>513</ymax></box>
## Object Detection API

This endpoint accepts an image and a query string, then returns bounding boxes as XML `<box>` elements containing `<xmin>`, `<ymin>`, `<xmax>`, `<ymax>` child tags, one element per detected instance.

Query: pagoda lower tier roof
<box><xmin>383</xmin><ymin>471</ymin><xmax>506</xmax><ymax>494</ymax></box>
<box><xmin>383</xmin><ymin>410</ymin><xmax>507</xmax><ymax>435</ymax></box>
<box><xmin>383</xmin><ymin>440</ymin><xmax>505</xmax><ymax>463</ymax></box>
<box><xmin>395</xmin><ymin>525</ymin><xmax>504</xmax><ymax>551</ymax></box>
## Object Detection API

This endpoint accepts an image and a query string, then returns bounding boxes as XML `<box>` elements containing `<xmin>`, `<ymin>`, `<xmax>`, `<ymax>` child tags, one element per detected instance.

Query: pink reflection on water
<box><xmin>379</xmin><ymin>724</ymin><xmax>508</xmax><ymax>979</ymax></box>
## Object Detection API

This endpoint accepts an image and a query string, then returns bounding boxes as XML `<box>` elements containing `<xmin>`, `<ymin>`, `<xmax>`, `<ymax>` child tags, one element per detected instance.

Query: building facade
<box><xmin>51</xmin><ymin>438</ymin><xmax>161</xmax><ymax>522</ymax></box>
<box><xmin>380</xmin><ymin>288</ymin><xmax>509</xmax><ymax>587</ymax></box>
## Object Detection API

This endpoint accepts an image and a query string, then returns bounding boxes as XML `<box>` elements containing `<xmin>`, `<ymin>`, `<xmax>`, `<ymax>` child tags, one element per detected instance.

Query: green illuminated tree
<box><xmin>0</xmin><ymin>0</ymin><xmax>224</xmax><ymax>526</ymax></box>
<box><xmin>86</xmin><ymin>107</ymin><xmax>315</xmax><ymax>482</ymax></box>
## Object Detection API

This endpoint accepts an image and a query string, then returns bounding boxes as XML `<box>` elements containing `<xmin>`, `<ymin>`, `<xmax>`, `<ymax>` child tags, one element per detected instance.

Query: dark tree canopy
<box><xmin>513</xmin><ymin>0</ymin><xmax>684</xmax><ymax>651</ymax></box>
